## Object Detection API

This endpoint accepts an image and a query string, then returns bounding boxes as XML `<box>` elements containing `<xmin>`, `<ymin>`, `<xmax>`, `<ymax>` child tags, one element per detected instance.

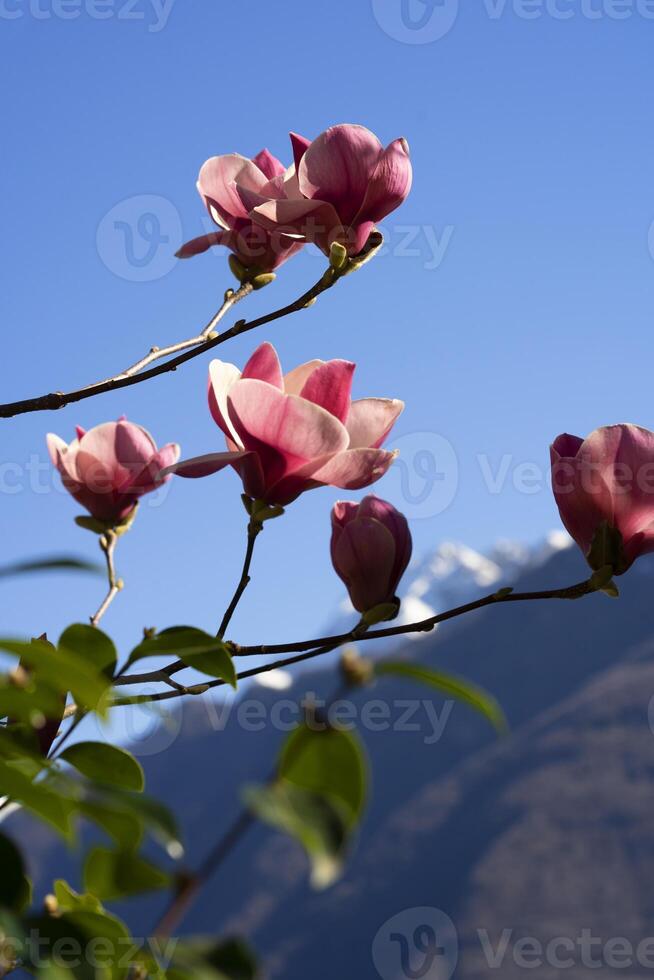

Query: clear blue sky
<box><xmin>2</xmin><ymin>1</ymin><xmax>654</xmax><ymax>685</ymax></box>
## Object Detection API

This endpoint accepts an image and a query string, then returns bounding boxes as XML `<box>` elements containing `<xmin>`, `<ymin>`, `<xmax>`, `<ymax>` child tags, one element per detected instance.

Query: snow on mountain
<box><xmin>326</xmin><ymin>531</ymin><xmax>573</xmax><ymax>650</ymax></box>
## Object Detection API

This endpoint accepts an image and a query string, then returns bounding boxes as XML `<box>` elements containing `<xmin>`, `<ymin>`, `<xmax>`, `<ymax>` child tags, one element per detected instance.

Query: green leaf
<box><xmin>0</xmin><ymin>760</ymin><xmax>75</xmax><ymax>838</ymax></box>
<box><xmin>60</xmin><ymin>742</ymin><xmax>144</xmax><ymax>792</ymax></box>
<box><xmin>245</xmin><ymin>783</ymin><xmax>348</xmax><ymax>890</ymax></box>
<box><xmin>166</xmin><ymin>937</ymin><xmax>258</xmax><ymax>980</ymax></box>
<box><xmin>0</xmin><ymin>637</ymin><xmax>111</xmax><ymax>715</ymax></box>
<box><xmin>279</xmin><ymin>725</ymin><xmax>367</xmax><ymax>827</ymax></box>
<box><xmin>77</xmin><ymin>800</ymin><xmax>143</xmax><ymax>850</ymax></box>
<box><xmin>53</xmin><ymin>880</ymin><xmax>102</xmax><ymax>915</ymax></box>
<box><xmin>0</xmin><ymin>910</ymin><xmax>25</xmax><ymax>975</ymax></box>
<box><xmin>87</xmin><ymin>788</ymin><xmax>183</xmax><ymax>859</ymax></box>
<box><xmin>58</xmin><ymin>624</ymin><xmax>117</xmax><ymax>678</ymax></box>
<box><xmin>375</xmin><ymin>661</ymin><xmax>508</xmax><ymax>734</ymax></box>
<box><xmin>0</xmin><ymin>556</ymin><xmax>103</xmax><ymax>580</ymax></box>
<box><xmin>0</xmin><ymin>832</ymin><xmax>31</xmax><ymax>911</ymax></box>
<box><xmin>84</xmin><ymin>847</ymin><xmax>170</xmax><ymax>901</ymax></box>
<box><xmin>0</xmin><ymin>677</ymin><xmax>64</xmax><ymax>725</ymax></box>
<box><xmin>23</xmin><ymin>914</ymin><xmax>97</xmax><ymax>980</ymax></box>
<box><xmin>127</xmin><ymin>628</ymin><xmax>237</xmax><ymax>687</ymax></box>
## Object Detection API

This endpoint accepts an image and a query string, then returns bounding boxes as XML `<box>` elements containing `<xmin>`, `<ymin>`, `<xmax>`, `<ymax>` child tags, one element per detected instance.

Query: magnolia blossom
<box><xmin>165</xmin><ymin>342</ymin><xmax>403</xmax><ymax>506</ymax></box>
<box><xmin>176</xmin><ymin>148</ymin><xmax>304</xmax><ymax>273</ymax></box>
<box><xmin>331</xmin><ymin>495</ymin><xmax>412</xmax><ymax>614</ymax></box>
<box><xmin>47</xmin><ymin>419</ymin><xmax>180</xmax><ymax>524</ymax></box>
<box><xmin>551</xmin><ymin>424</ymin><xmax>654</xmax><ymax>573</ymax></box>
<box><xmin>250</xmin><ymin>124</ymin><xmax>413</xmax><ymax>256</ymax></box>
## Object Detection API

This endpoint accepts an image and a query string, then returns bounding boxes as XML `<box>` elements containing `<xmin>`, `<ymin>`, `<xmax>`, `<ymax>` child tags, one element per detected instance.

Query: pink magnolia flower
<box><xmin>176</xmin><ymin>148</ymin><xmax>304</xmax><ymax>274</ymax></box>
<box><xmin>47</xmin><ymin>419</ymin><xmax>180</xmax><ymax>525</ymax></box>
<box><xmin>250</xmin><ymin>124</ymin><xmax>413</xmax><ymax>257</ymax></box>
<box><xmin>331</xmin><ymin>495</ymin><xmax>412</xmax><ymax>614</ymax></box>
<box><xmin>551</xmin><ymin>424</ymin><xmax>654</xmax><ymax>573</ymax></box>
<box><xmin>165</xmin><ymin>342</ymin><xmax>403</xmax><ymax>507</ymax></box>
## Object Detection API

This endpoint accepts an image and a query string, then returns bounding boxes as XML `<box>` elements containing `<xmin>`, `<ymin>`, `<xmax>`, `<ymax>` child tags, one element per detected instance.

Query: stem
<box><xmin>111</xmin><ymin>577</ymin><xmax>597</xmax><ymax>695</ymax></box>
<box><xmin>217</xmin><ymin>519</ymin><xmax>262</xmax><ymax>639</ymax></box>
<box><xmin>90</xmin><ymin>532</ymin><xmax>122</xmax><ymax>628</ymax></box>
<box><xmin>0</xmin><ymin>268</ymin><xmax>341</xmax><ymax>419</ymax></box>
<box><xmin>231</xmin><ymin>578</ymin><xmax>596</xmax><ymax>657</ymax></box>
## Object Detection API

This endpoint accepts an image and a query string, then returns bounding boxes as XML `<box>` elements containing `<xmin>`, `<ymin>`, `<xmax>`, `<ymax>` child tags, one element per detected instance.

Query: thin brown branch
<box><xmin>0</xmin><ymin>268</ymin><xmax>340</xmax><ymax>419</ymax></box>
<box><xmin>90</xmin><ymin>532</ymin><xmax>121</xmax><ymax>628</ymax></box>
<box><xmin>111</xmin><ymin>577</ymin><xmax>597</xmax><ymax>695</ymax></box>
<box><xmin>217</xmin><ymin>518</ymin><xmax>262</xmax><ymax>638</ymax></box>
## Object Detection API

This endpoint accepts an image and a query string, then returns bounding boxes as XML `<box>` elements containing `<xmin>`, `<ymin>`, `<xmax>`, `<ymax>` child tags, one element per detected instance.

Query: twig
<box><xmin>0</xmin><ymin>269</ymin><xmax>341</xmax><ymax>419</ymax></box>
<box><xmin>90</xmin><ymin>532</ymin><xmax>122</xmax><ymax>628</ymax></box>
<box><xmin>217</xmin><ymin>518</ymin><xmax>262</xmax><ymax>638</ymax></box>
<box><xmin>111</xmin><ymin>577</ymin><xmax>596</xmax><ymax>693</ymax></box>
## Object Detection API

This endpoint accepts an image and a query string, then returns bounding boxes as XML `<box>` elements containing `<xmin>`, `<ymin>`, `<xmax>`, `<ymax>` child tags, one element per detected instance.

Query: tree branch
<box><xmin>0</xmin><ymin>268</ymin><xmax>341</xmax><ymax>419</ymax></box>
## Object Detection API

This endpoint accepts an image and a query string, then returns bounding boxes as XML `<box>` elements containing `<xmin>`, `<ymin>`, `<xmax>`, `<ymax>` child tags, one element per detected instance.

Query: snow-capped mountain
<box><xmin>326</xmin><ymin>531</ymin><xmax>573</xmax><ymax>649</ymax></box>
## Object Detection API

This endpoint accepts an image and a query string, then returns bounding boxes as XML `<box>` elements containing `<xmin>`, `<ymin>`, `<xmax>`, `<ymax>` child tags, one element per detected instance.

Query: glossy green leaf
<box><xmin>60</xmin><ymin>742</ymin><xmax>144</xmax><ymax>792</ymax></box>
<box><xmin>127</xmin><ymin>627</ymin><xmax>237</xmax><ymax>687</ymax></box>
<box><xmin>84</xmin><ymin>847</ymin><xmax>170</xmax><ymax>901</ymax></box>
<box><xmin>0</xmin><ymin>637</ymin><xmax>111</xmax><ymax>715</ymax></box>
<box><xmin>279</xmin><ymin>725</ymin><xmax>367</xmax><ymax>827</ymax></box>
<box><xmin>375</xmin><ymin>661</ymin><xmax>508</xmax><ymax>734</ymax></box>
<box><xmin>0</xmin><ymin>832</ymin><xmax>30</xmax><ymax>911</ymax></box>
<box><xmin>245</xmin><ymin>782</ymin><xmax>348</xmax><ymax>889</ymax></box>
<box><xmin>58</xmin><ymin>624</ymin><xmax>117</xmax><ymax>679</ymax></box>
<box><xmin>0</xmin><ymin>761</ymin><xmax>74</xmax><ymax>838</ymax></box>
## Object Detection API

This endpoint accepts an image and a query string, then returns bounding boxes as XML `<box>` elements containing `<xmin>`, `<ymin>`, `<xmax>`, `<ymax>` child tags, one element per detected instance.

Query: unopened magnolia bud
<box><xmin>340</xmin><ymin>647</ymin><xmax>374</xmax><ymax>688</ymax></box>
<box><xmin>228</xmin><ymin>254</ymin><xmax>248</xmax><ymax>283</ymax></box>
<box><xmin>362</xmin><ymin>600</ymin><xmax>400</xmax><ymax>627</ymax></box>
<box><xmin>329</xmin><ymin>241</ymin><xmax>348</xmax><ymax>271</ymax></box>
<box><xmin>251</xmin><ymin>272</ymin><xmax>276</xmax><ymax>290</ymax></box>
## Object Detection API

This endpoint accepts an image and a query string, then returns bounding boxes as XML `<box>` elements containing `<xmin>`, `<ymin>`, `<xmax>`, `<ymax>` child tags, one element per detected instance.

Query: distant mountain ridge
<box><xmin>12</xmin><ymin>540</ymin><xmax>654</xmax><ymax>980</ymax></box>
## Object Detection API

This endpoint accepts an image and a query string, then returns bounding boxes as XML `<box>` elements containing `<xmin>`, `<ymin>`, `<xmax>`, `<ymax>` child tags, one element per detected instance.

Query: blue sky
<box><xmin>1</xmin><ymin>0</ymin><xmax>654</xmax><ymax>704</ymax></box>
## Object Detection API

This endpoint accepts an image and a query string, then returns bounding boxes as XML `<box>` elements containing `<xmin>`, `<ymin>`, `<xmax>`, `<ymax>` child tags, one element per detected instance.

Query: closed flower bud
<box><xmin>551</xmin><ymin>424</ymin><xmax>654</xmax><ymax>575</ymax></box>
<box><xmin>330</xmin><ymin>495</ymin><xmax>412</xmax><ymax>614</ymax></box>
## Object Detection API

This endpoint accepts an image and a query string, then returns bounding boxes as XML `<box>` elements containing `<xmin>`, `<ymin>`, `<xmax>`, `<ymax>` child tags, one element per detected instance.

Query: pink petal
<box><xmin>331</xmin><ymin>500</ymin><xmax>360</xmax><ymax>529</ymax></box>
<box><xmin>298</xmin><ymin>124</ymin><xmax>384</xmax><ymax>225</ymax></box>
<box><xmin>582</xmin><ymin>424</ymin><xmax>654</xmax><ymax>541</ymax></box>
<box><xmin>290</xmin><ymin>132</ymin><xmax>311</xmax><ymax>172</ymax></box>
<box><xmin>299</xmin><ymin>359</ymin><xmax>355</xmax><ymax>424</ymax></box>
<box><xmin>310</xmin><ymin>447</ymin><xmax>398</xmax><ymax>491</ymax></box>
<box><xmin>550</xmin><ymin>439</ymin><xmax>613</xmax><ymax>556</ymax></box>
<box><xmin>283</xmin><ymin>360</ymin><xmax>324</xmax><ymax>395</ymax></box>
<box><xmin>358</xmin><ymin>494</ymin><xmax>412</xmax><ymax>585</ymax></box>
<box><xmin>227</xmin><ymin>380</ymin><xmax>349</xmax><ymax>488</ymax></box>
<box><xmin>252</xmin><ymin>148</ymin><xmax>286</xmax><ymax>181</ymax></box>
<box><xmin>208</xmin><ymin>360</ymin><xmax>243</xmax><ymax>446</ymax></box>
<box><xmin>251</xmin><ymin>197</ymin><xmax>344</xmax><ymax>255</ymax></box>
<box><xmin>129</xmin><ymin>444</ymin><xmax>181</xmax><ymax>492</ymax></box>
<box><xmin>176</xmin><ymin>232</ymin><xmax>229</xmax><ymax>259</ymax></box>
<box><xmin>163</xmin><ymin>450</ymin><xmax>250</xmax><ymax>480</ymax></box>
<box><xmin>198</xmin><ymin>154</ymin><xmax>270</xmax><ymax>225</ymax></box>
<box><xmin>47</xmin><ymin>433</ymin><xmax>68</xmax><ymax>470</ymax></box>
<box><xmin>354</xmin><ymin>138</ymin><xmax>412</xmax><ymax>225</ymax></box>
<box><xmin>346</xmin><ymin>398</ymin><xmax>404</xmax><ymax>449</ymax></box>
<box><xmin>242</xmin><ymin>342</ymin><xmax>283</xmax><ymax>389</ymax></box>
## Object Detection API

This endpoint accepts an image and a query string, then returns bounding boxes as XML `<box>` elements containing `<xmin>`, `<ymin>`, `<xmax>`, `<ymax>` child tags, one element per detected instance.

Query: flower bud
<box><xmin>330</xmin><ymin>495</ymin><xmax>412</xmax><ymax>614</ymax></box>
